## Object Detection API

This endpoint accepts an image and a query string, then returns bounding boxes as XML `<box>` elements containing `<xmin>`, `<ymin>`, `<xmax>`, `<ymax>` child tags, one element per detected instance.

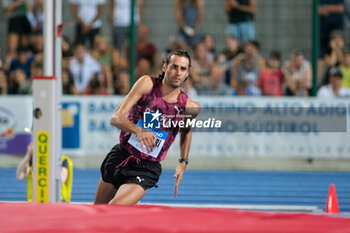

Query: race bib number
<box><xmin>128</xmin><ymin>119</ymin><xmax>168</xmax><ymax>158</ymax></box>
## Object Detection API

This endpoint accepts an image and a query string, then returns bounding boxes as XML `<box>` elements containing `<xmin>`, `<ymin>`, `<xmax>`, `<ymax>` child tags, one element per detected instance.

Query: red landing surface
<box><xmin>1</xmin><ymin>203</ymin><xmax>350</xmax><ymax>233</ymax></box>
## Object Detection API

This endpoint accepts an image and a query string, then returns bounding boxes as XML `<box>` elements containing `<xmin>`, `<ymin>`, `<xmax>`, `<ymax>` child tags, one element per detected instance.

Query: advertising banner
<box><xmin>1</xmin><ymin>96</ymin><xmax>349</xmax><ymax>159</ymax></box>
<box><xmin>0</xmin><ymin>97</ymin><xmax>32</xmax><ymax>155</ymax></box>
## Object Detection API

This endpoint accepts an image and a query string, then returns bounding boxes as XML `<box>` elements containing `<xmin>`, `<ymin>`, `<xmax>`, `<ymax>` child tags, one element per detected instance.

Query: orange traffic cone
<box><xmin>326</xmin><ymin>184</ymin><xmax>340</xmax><ymax>214</ymax></box>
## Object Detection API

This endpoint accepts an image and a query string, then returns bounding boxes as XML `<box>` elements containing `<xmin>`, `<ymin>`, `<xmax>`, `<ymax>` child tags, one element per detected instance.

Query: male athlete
<box><xmin>94</xmin><ymin>50</ymin><xmax>200</xmax><ymax>205</ymax></box>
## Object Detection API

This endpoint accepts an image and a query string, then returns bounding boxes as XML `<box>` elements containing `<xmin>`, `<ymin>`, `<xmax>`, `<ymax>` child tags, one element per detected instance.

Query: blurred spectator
<box><xmin>84</xmin><ymin>74</ymin><xmax>110</xmax><ymax>95</ymax></box>
<box><xmin>62</xmin><ymin>36</ymin><xmax>74</xmax><ymax>70</ymax></box>
<box><xmin>69</xmin><ymin>44</ymin><xmax>101</xmax><ymax>94</ymax></box>
<box><xmin>174</xmin><ymin>0</ymin><xmax>204</xmax><ymax>48</ymax></box>
<box><xmin>136</xmin><ymin>57</ymin><xmax>152</xmax><ymax>78</ymax></box>
<box><xmin>317</xmin><ymin>66</ymin><xmax>350</xmax><ymax>97</ymax></box>
<box><xmin>32</xmin><ymin>0</ymin><xmax>43</xmax><ymax>30</ymax></box>
<box><xmin>181</xmin><ymin>78</ymin><xmax>198</xmax><ymax>99</ymax></box>
<box><xmin>324</xmin><ymin>30</ymin><xmax>345</xmax><ymax>67</ymax></box>
<box><xmin>340</xmin><ymin>48</ymin><xmax>350</xmax><ymax>88</ymax></box>
<box><xmin>16</xmin><ymin>143</ymin><xmax>73</xmax><ymax>203</ymax></box>
<box><xmin>127</xmin><ymin>24</ymin><xmax>158</xmax><ymax>75</ymax></box>
<box><xmin>70</xmin><ymin>0</ymin><xmax>105</xmax><ymax>48</ymax></box>
<box><xmin>92</xmin><ymin>35</ymin><xmax>113</xmax><ymax>65</ymax></box>
<box><xmin>28</xmin><ymin>30</ymin><xmax>43</xmax><ymax>62</ymax></box>
<box><xmin>26</xmin><ymin>0</ymin><xmax>43</xmax><ymax>32</ymax></box>
<box><xmin>109</xmin><ymin>0</ymin><xmax>143</xmax><ymax>53</ymax></box>
<box><xmin>2</xmin><ymin>0</ymin><xmax>32</xmax><ymax>60</ymax></box>
<box><xmin>91</xmin><ymin>35</ymin><xmax>114</xmax><ymax>92</ymax></box>
<box><xmin>113</xmin><ymin>56</ymin><xmax>129</xmax><ymax>75</ymax></box>
<box><xmin>114</xmin><ymin>68</ymin><xmax>130</xmax><ymax>95</ymax></box>
<box><xmin>0</xmin><ymin>68</ymin><xmax>9</xmax><ymax>95</ymax></box>
<box><xmin>62</xmin><ymin>69</ymin><xmax>78</xmax><ymax>95</ymax></box>
<box><xmin>197</xmin><ymin>63</ymin><xmax>232</xmax><ymax>95</ymax></box>
<box><xmin>202</xmin><ymin>33</ymin><xmax>218</xmax><ymax>62</ymax></box>
<box><xmin>230</xmin><ymin>40</ymin><xmax>265</xmax><ymax>89</ymax></box>
<box><xmin>320</xmin><ymin>30</ymin><xmax>345</xmax><ymax>85</ymax></box>
<box><xmin>283</xmin><ymin>49</ymin><xmax>312</xmax><ymax>97</ymax></box>
<box><xmin>8</xmin><ymin>46</ymin><xmax>34</xmax><ymax>78</ymax></box>
<box><xmin>258</xmin><ymin>51</ymin><xmax>284</xmax><ymax>96</ymax></box>
<box><xmin>225</xmin><ymin>0</ymin><xmax>256</xmax><ymax>43</ymax></box>
<box><xmin>164</xmin><ymin>35</ymin><xmax>188</xmax><ymax>55</ymax></box>
<box><xmin>232</xmin><ymin>79</ymin><xmax>261</xmax><ymax>96</ymax></box>
<box><xmin>344</xmin><ymin>0</ymin><xmax>350</xmax><ymax>46</ymax></box>
<box><xmin>190</xmin><ymin>42</ymin><xmax>212</xmax><ymax>85</ymax></box>
<box><xmin>30</xmin><ymin>60</ymin><xmax>43</xmax><ymax>78</ymax></box>
<box><xmin>233</xmin><ymin>80</ymin><xmax>247</xmax><ymax>96</ymax></box>
<box><xmin>319</xmin><ymin>0</ymin><xmax>344</xmax><ymax>58</ymax></box>
<box><xmin>8</xmin><ymin>69</ymin><xmax>31</xmax><ymax>94</ymax></box>
<box><xmin>217</xmin><ymin>35</ymin><xmax>242</xmax><ymax>85</ymax></box>
<box><xmin>218</xmin><ymin>35</ymin><xmax>242</xmax><ymax>62</ymax></box>
<box><xmin>137</xmin><ymin>24</ymin><xmax>158</xmax><ymax>68</ymax></box>
<box><xmin>15</xmin><ymin>69</ymin><xmax>31</xmax><ymax>94</ymax></box>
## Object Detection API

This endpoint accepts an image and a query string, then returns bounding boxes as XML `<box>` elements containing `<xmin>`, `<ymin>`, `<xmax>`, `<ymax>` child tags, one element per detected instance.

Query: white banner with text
<box><xmin>1</xmin><ymin>96</ymin><xmax>349</xmax><ymax>158</ymax></box>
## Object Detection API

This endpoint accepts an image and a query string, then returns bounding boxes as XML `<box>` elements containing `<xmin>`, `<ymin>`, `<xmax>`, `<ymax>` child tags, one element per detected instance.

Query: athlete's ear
<box><xmin>162</xmin><ymin>63</ymin><xmax>167</xmax><ymax>72</ymax></box>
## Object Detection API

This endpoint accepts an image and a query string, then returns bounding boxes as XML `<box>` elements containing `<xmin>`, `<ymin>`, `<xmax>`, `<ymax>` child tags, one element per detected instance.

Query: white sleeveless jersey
<box><xmin>113</xmin><ymin>0</ymin><xmax>140</xmax><ymax>27</ymax></box>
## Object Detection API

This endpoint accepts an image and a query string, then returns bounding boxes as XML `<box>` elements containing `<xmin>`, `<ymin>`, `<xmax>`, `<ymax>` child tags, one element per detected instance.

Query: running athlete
<box><xmin>94</xmin><ymin>50</ymin><xmax>200</xmax><ymax>205</ymax></box>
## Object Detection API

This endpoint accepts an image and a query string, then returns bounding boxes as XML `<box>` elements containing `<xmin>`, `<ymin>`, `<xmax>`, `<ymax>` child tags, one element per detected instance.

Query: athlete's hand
<box><xmin>174</xmin><ymin>162</ymin><xmax>186</xmax><ymax>197</ymax></box>
<box><xmin>136</xmin><ymin>129</ymin><xmax>156</xmax><ymax>153</ymax></box>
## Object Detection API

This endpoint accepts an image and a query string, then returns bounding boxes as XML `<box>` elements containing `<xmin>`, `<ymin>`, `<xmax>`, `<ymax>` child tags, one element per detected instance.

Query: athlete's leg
<box><xmin>109</xmin><ymin>183</ymin><xmax>147</xmax><ymax>205</ymax></box>
<box><xmin>94</xmin><ymin>178</ymin><xmax>117</xmax><ymax>204</ymax></box>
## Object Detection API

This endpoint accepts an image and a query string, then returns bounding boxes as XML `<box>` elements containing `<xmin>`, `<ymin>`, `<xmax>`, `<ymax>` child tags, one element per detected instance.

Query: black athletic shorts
<box><xmin>100</xmin><ymin>144</ymin><xmax>162</xmax><ymax>190</ymax></box>
<box><xmin>8</xmin><ymin>15</ymin><xmax>32</xmax><ymax>35</ymax></box>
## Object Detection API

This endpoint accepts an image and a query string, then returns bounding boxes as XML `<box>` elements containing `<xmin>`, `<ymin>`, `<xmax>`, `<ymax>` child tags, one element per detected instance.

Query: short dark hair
<box><xmin>89</xmin><ymin>74</ymin><xmax>101</xmax><ymax>89</ymax></box>
<box><xmin>328</xmin><ymin>66</ymin><xmax>343</xmax><ymax>78</ymax></box>
<box><xmin>246</xmin><ymin>40</ymin><xmax>260</xmax><ymax>50</ymax></box>
<box><xmin>268</xmin><ymin>51</ymin><xmax>281</xmax><ymax>61</ymax></box>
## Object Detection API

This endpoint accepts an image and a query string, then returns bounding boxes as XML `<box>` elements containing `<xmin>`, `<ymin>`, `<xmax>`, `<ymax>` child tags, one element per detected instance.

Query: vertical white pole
<box><xmin>32</xmin><ymin>0</ymin><xmax>61</xmax><ymax>203</ymax></box>
<box><xmin>44</xmin><ymin>1</ymin><xmax>54</xmax><ymax>76</ymax></box>
<box><xmin>55</xmin><ymin>0</ymin><xmax>63</xmax><ymax>202</ymax></box>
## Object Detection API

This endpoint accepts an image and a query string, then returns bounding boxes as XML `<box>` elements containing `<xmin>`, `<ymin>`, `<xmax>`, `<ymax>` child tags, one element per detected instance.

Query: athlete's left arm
<box><xmin>174</xmin><ymin>98</ymin><xmax>200</xmax><ymax>197</ymax></box>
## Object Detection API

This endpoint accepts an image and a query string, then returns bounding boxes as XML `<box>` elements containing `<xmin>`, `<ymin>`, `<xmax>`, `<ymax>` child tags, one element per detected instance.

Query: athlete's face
<box><xmin>163</xmin><ymin>55</ymin><xmax>190</xmax><ymax>88</ymax></box>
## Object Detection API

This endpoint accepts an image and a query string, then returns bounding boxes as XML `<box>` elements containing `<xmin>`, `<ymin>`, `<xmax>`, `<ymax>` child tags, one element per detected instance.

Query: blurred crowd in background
<box><xmin>1</xmin><ymin>0</ymin><xmax>350</xmax><ymax>98</ymax></box>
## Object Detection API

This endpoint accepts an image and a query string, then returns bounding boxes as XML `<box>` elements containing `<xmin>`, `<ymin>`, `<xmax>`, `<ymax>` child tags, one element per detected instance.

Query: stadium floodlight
<box><xmin>32</xmin><ymin>0</ymin><xmax>62</xmax><ymax>203</ymax></box>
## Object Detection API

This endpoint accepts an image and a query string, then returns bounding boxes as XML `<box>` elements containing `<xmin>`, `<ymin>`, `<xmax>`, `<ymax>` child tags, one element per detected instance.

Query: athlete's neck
<box><xmin>160</xmin><ymin>79</ymin><xmax>181</xmax><ymax>103</ymax></box>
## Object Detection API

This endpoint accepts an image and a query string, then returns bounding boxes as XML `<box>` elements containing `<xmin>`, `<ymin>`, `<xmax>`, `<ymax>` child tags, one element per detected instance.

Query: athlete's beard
<box><xmin>165</xmin><ymin>75</ymin><xmax>185</xmax><ymax>89</ymax></box>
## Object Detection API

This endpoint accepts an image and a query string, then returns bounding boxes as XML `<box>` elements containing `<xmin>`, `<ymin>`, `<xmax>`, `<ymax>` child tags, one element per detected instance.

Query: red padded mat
<box><xmin>0</xmin><ymin>203</ymin><xmax>349</xmax><ymax>233</ymax></box>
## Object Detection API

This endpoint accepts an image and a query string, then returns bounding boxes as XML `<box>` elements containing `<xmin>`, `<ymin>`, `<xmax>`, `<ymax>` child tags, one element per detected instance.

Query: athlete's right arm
<box><xmin>110</xmin><ymin>75</ymin><xmax>156</xmax><ymax>153</ymax></box>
